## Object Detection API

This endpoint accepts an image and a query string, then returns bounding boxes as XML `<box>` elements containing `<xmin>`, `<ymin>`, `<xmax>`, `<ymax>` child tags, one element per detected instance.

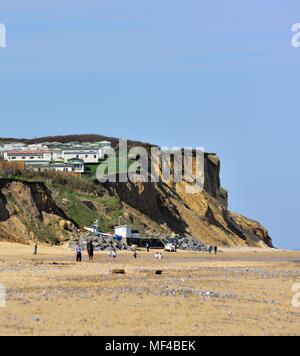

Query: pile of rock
<box><xmin>69</xmin><ymin>233</ymin><xmax>207</xmax><ymax>252</ymax></box>
<box><xmin>69</xmin><ymin>235</ymin><xmax>128</xmax><ymax>251</ymax></box>
<box><xmin>174</xmin><ymin>236</ymin><xmax>207</xmax><ymax>251</ymax></box>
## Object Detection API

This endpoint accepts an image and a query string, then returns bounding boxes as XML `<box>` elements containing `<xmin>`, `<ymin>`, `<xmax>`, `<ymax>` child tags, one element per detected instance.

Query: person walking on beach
<box><xmin>33</xmin><ymin>243</ymin><xmax>38</xmax><ymax>256</ymax></box>
<box><xmin>146</xmin><ymin>243</ymin><xmax>150</xmax><ymax>253</ymax></box>
<box><xmin>75</xmin><ymin>242</ymin><xmax>82</xmax><ymax>262</ymax></box>
<box><xmin>133</xmin><ymin>250</ymin><xmax>137</xmax><ymax>259</ymax></box>
<box><xmin>208</xmin><ymin>245</ymin><xmax>213</xmax><ymax>254</ymax></box>
<box><xmin>214</xmin><ymin>246</ymin><xmax>218</xmax><ymax>255</ymax></box>
<box><xmin>87</xmin><ymin>240</ymin><xmax>94</xmax><ymax>263</ymax></box>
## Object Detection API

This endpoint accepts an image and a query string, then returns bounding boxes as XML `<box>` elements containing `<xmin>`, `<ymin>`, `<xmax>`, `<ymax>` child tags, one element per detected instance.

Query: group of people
<box><xmin>74</xmin><ymin>241</ymin><xmax>219</xmax><ymax>262</ymax></box>
<box><xmin>75</xmin><ymin>241</ymin><xmax>94</xmax><ymax>263</ymax></box>
<box><xmin>74</xmin><ymin>241</ymin><xmax>165</xmax><ymax>263</ymax></box>
<box><xmin>208</xmin><ymin>245</ymin><xmax>218</xmax><ymax>255</ymax></box>
<box><xmin>74</xmin><ymin>241</ymin><xmax>141</xmax><ymax>262</ymax></box>
<box><xmin>35</xmin><ymin>241</ymin><xmax>219</xmax><ymax>262</ymax></box>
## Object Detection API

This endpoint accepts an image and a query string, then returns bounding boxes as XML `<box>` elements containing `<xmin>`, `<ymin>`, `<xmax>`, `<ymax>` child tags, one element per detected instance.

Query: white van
<box><xmin>164</xmin><ymin>243</ymin><xmax>176</xmax><ymax>252</ymax></box>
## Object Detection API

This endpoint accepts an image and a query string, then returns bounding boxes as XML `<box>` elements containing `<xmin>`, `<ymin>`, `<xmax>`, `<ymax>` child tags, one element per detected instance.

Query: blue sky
<box><xmin>0</xmin><ymin>1</ymin><xmax>299</xmax><ymax>248</ymax></box>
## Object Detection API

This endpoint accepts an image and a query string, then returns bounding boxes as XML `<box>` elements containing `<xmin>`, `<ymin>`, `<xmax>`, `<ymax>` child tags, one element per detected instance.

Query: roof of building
<box><xmin>25</xmin><ymin>161</ymin><xmax>50</xmax><ymax>166</ymax></box>
<box><xmin>63</xmin><ymin>147</ymin><xmax>98</xmax><ymax>151</ymax></box>
<box><xmin>67</xmin><ymin>158</ymin><xmax>85</xmax><ymax>163</ymax></box>
<box><xmin>63</xmin><ymin>150</ymin><xmax>98</xmax><ymax>155</ymax></box>
<box><xmin>7</xmin><ymin>150</ymin><xmax>51</xmax><ymax>155</ymax></box>
<box><xmin>115</xmin><ymin>225</ymin><xmax>132</xmax><ymax>229</ymax></box>
<box><xmin>50</xmin><ymin>163</ymin><xmax>73</xmax><ymax>168</ymax></box>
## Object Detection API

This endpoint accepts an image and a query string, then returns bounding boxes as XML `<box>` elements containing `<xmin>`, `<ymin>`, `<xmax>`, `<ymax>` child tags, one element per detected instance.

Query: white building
<box><xmin>49</xmin><ymin>163</ymin><xmax>74</xmax><ymax>173</ymax></box>
<box><xmin>62</xmin><ymin>148</ymin><xmax>99</xmax><ymax>164</ymax></box>
<box><xmin>67</xmin><ymin>158</ymin><xmax>85</xmax><ymax>173</ymax></box>
<box><xmin>0</xmin><ymin>143</ymin><xmax>26</xmax><ymax>157</ymax></box>
<box><xmin>115</xmin><ymin>225</ymin><xmax>132</xmax><ymax>239</ymax></box>
<box><xmin>24</xmin><ymin>161</ymin><xmax>84</xmax><ymax>174</ymax></box>
<box><xmin>114</xmin><ymin>225</ymin><xmax>140</xmax><ymax>239</ymax></box>
<box><xmin>3</xmin><ymin>143</ymin><xmax>27</xmax><ymax>150</ymax></box>
<box><xmin>51</xmin><ymin>149</ymin><xmax>64</xmax><ymax>162</ymax></box>
<box><xmin>27</xmin><ymin>144</ymin><xmax>49</xmax><ymax>151</ymax></box>
<box><xmin>24</xmin><ymin>161</ymin><xmax>50</xmax><ymax>172</ymax></box>
<box><xmin>97</xmin><ymin>141</ymin><xmax>112</xmax><ymax>159</ymax></box>
<box><xmin>3</xmin><ymin>150</ymin><xmax>52</xmax><ymax>162</ymax></box>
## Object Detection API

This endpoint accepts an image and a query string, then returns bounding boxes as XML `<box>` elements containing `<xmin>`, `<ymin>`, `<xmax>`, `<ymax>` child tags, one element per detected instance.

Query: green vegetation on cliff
<box><xmin>0</xmin><ymin>168</ymin><xmax>124</xmax><ymax>234</ymax></box>
<box><xmin>50</xmin><ymin>183</ymin><xmax>123</xmax><ymax>231</ymax></box>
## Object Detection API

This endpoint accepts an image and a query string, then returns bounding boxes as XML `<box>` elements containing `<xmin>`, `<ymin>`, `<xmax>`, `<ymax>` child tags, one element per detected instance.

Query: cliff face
<box><xmin>0</xmin><ymin>179</ymin><xmax>77</xmax><ymax>244</ymax></box>
<box><xmin>0</xmin><ymin>152</ymin><xmax>272</xmax><ymax>248</ymax></box>
<box><xmin>105</xmin><ymin>154</ymin><xmax>273</xmax><ymax>248</ymax></box>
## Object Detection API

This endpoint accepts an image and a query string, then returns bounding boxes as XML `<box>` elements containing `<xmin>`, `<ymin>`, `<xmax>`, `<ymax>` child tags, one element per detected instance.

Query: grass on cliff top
<box><xmin>84</xmin><ymin>158</ymin><xmax>137</xmax><ymax>181</ymax></box>
<box><xmin>49</xmin><ymin>183</ymin><xmax>123</xmax><ymax>232</ymax></box>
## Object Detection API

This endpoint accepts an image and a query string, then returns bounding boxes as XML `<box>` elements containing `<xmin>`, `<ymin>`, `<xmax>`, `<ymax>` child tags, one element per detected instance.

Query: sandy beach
<box><xmin>0</xmin><ymin>242</ymin><xmax>299</xmax><ymax>336</ymax></box>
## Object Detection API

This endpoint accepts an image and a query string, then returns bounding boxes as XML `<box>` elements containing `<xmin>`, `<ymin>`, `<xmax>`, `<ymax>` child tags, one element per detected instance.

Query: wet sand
<box><xmin>0</xmin><ymin>242</ymin><xmax>299</xmax><ymax>336</ymax></box>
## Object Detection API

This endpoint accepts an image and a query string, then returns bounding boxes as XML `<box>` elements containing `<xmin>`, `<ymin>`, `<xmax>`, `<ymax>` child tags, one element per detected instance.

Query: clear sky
<box><xmin>0</xmin><ymin>1</ymin><xmax>299</xmax><ymax>249</ymax></box>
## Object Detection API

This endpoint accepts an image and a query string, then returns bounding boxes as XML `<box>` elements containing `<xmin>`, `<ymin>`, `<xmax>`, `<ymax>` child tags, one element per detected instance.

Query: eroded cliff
<box><xmin>0</xmin><ymin>152</ymin><xmax>272</xmax><ymax>247</ymax></box>
<box><xmin>105</xmin><ymin>153</ymin><xmax>272</xmax><ymax>248</ymax></box>
<box><xmin>0</xmin><ymin>179</ymin><xmax>77</xmax><ymax>244</ymax></box>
